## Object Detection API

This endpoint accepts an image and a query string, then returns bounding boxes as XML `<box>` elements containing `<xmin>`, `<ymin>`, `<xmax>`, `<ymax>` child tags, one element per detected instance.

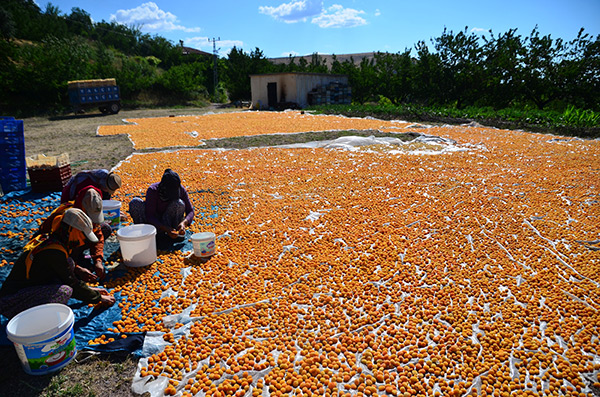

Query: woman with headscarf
<box><xmin>128</xmin><ymin>169</ymin><xmax>195</xmax><ymax>239</ymax></box>
<box><xmin>61</xmin><ymin>169</ymin><xmax>122</xmax><ymax>203</ymax></box>
<box><xmin>39</xmin><ymin>186</ymin><xmax>107</xmax><ymax>282</ymax></box>
<box><xmin>61</xmin><ymin>169</ymin><xmax>121</xmax><ymax>247</ymax></box>
<box><xmin>0</xmin><ymin>208</ymin><xmax>115</xmax><ymax>319</ymax></box>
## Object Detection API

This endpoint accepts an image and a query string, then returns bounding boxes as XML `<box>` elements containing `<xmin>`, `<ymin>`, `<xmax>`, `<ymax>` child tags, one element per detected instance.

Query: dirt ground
<box><xmin>1</xmin><ymin>105</ymin><xmax>418</xmax><ymax>397</ymax></box>
<box><xmin>22</xmin><ymin>106</ymin><xmax>233</xmax><ymax>176</ymax></box>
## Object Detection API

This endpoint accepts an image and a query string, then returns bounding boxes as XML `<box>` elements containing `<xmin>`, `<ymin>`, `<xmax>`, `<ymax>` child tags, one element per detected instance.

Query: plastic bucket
<box><xmin>116</xmin><ymin>224</ymin><xmax>157</xmax><ymax>267</ymax></box>
<box><xmin>102</xmin><ymin>200</ymin><xmax>121</xmax><ymax>231</ymax></box>
<box><xmin>6</xmin><ymin>303</ymin><xmax>76</xmax><ymax>375</ymax></box>
<box><xmin>191</xmin><ymin>232</ymin><xmax>216</xmax><ymax>257</ymax></box>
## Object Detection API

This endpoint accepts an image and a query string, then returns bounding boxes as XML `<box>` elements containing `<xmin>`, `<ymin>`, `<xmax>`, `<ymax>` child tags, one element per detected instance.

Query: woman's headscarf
<box><xmin>67</xmin><ymin>169</ymin><xmax>109</xmax><ymax>198</ymax></box>
<box><xmin>157</xmin><ymin>169</ymin><xmax>181</xmax><ymax>202</ymax></box>
<box><xmin>67</xmin><ymin>169</ymin><xmax>121</xmax><ymax>197</ymax></box>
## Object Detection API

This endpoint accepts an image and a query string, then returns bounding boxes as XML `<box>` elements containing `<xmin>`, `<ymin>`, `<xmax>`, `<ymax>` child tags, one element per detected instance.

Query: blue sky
<box><xmin>39</xmin><ymin>0</ymin><xmax>600</xmax><ymax>58</ymax></box>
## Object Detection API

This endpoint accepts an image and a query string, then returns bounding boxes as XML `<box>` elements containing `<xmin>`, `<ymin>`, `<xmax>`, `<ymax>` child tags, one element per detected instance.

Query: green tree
<box><xmin>520</xmin><ymin>27</ymin><xmax>564</xmax><ymax>108</ymax></box>
<box><xmin>67</xmin><ymin>7</ymin><xmax>92</xmax><ymax>37</ymax></box>
<box><xmin>306</xmin><ymin>53</ymin><xmax>328</xmax><ymax>73</ymax></box>
<box><xmin>0</xmin><ymin>41</ymin><xmax>18</xmax><ymax>111</ymax></box>
<box><xmin>481</xmin><ymin>28</ymin><xmax>526</xmax><ymax>108</ymax></box>
<box><xmin>0</xmin><ymin>6</ymin><xmax>16</xmax><ymax>39</ymax></box>
<box><xmin>2</xmin><ymin>0</ymin><xmax>43</xmax><ymax>40</ymax></box>
<box><xmin>40</xmin><ymin>3</ymin><xmax>68</xmax><ymax>39</ymax></box>
<box><xmin>139</xmin><ymin>34</ymin><xmax>180</xmax><ymax>68</ymax></box>
<box><xmin>112</xmin><ymin>54</ymin><xmax>156</xmax><ymax>98</ymax></box>
<box><xmin>9</xmin><ymin>36</ymin><xmax>93</xmax><ymax>112</ymax></box>
<box><xmin>91</xmin><ymin>20</ymin><xmax>141</xmax><ymax>56</ymax></box>
<box><xmin>434</xmin><ymin>27</ymin><xmax>484</xmax><ymax>107</ymax></box>
<box><xmin>157</xmin><ymin>62</ymin><xmax>209</xmax><ymax>98</ymax></box>
<box><xmin>373</xmin><ymin>51</ymin><xmax>414</xmax><ymax>104</ymax></box>
<box><xmin>412</xmin><ymin>40</ymin><xmax>444</xmax><ymax>105</ymax></box>
<box><xmin>223</xmin><ymin>46</ymin><xmax>252</xmax><ymax>101</ymax></box>
<box><xmin>556</xmin><ymin>29</ymin><xmax>600</xmax><ymax>110</ymax></box>
<box><xmin>91</xmin><ymin>44</ymin><xmax>118</xmax><ymax>78</ymax></box>
<box><xmin>297</xmin><ymin>57</ymin><xmax>308</xmax><ymax>71</ymax></box>
<box><xmin>223</xmin><ymin>47</ymin><xmax>273</xmax><ymax>101</ymax></box>
<box><xmin>354</xmin><ymin>57</ymin><xmax>377</xmax><ymax>103</ymax></box>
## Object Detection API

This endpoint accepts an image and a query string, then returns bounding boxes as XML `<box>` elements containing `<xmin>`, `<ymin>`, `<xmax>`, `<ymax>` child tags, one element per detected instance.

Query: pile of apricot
<box><xmin>97</xmin><ymin>111</ymin><xmax>410</xmax><ymax>149</ymax></box>
<box><xmin>66</xmin><ymin>114</ymin><xmax>600</xmax><ymax>395</ymax></box>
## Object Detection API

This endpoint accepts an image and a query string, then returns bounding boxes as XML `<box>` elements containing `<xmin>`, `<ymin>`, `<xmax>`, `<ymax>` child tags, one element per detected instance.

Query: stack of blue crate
<box><xmin>0</xmin><ymin>117</ymin><xmax>27</xmax><ymax>193</ymax></box>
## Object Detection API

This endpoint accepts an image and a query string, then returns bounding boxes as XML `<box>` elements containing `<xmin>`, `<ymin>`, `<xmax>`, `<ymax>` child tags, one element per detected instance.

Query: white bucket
<box><xmin>102</xmin><ymin>200</ymin><xmax>121</xmax><ymax>231</ymax></box>
<box><xmin>6</xmin><ymin>303</ymin><xmax>76</xmax><ymax>375</ymax></box>
<box><xmin>116</xmin><ymin>224</ymin><xmax>157</xmax><ymax>267</ymax></box>
<box><xmin>191</xmin><ymin>232</ymin><xmax>216</xmax><ymax>257</ymax></box>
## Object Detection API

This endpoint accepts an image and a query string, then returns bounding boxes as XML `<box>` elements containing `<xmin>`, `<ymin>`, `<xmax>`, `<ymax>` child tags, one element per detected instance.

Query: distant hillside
<box><xmin>269</xmin><ymin>52</ymin><xmax>376</xmax><ymax>68</ymax></box>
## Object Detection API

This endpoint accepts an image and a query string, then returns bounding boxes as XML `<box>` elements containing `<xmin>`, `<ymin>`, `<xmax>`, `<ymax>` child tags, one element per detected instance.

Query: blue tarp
<box><xmin>0</xmin><ymin>188</ymin><xmax>196</xmax><ymax>357</ymax></box>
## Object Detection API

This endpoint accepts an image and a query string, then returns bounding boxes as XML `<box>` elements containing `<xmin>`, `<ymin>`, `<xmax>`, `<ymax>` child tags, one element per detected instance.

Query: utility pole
<box><xmin>209</xmin><ymin>37</ymin><xmax>220</xmax><ymax>97</ymax></box>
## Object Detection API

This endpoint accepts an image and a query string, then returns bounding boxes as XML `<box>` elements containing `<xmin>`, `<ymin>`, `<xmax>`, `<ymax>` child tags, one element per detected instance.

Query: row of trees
<box><xmin>1</xmin><ymin>0</ymin><xmax>218</xmax><ymax>114</ymax></box>
<box><xmin>224</xmin><ymin>27</ymin><xmax>599</xmax><ymax>112</ymax></box>
<box><xmin>1</xmin><ymin>0</ymin><xmax>598</xmax><ymax>116</ymax></box>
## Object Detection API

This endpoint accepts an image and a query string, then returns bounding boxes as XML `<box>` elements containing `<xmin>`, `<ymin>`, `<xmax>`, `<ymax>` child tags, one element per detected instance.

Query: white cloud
<box><xmin>375</xmin><ymin>9</ymin><xmax>381</xmax><ymax>17</ymax></box>
<box><xmin>282</xmin><ymin>51</ymin><xmax>300</xmax><ymax>57</ymax></box>
<box><xmin>111</xmin><ymin>2</ymin><xmax>201</xmax><ymax>33</ymax></box>
<box><xmin>184</xmin><ymin>36</ymin><xmax>244</xmax><ymax>56</ymax></box>
<box><xmin>471</xmin><ymin>27</ymin><xmax>487</xmax><ymax>33</ymax></box>
<box><xmin>259</xmin><ymin>0</ymin><xmax>323</xmax><ymax>23</ymax></box>
<box><xmin>259</xmin><ymin>1</ymin><xmax>366</xmax><ymax>28</ymax></box>
<box><xmin>311</xmin><ymin>4</ymin><xmax>367</xmax><ymax>28</ymax></box>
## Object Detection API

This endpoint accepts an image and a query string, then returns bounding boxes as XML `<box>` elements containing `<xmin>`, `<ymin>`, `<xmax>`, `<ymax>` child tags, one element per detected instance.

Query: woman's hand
<box><xmin>176</xmin><ymin>221</ymin><xmax>187</xmax><ymax>235</ymax></box>
<box><xmin>99</xmin><ymin>294</ymin><xmax>116</xmax><ymax>307</ymax></box>
<box><xmin>75</xmin><ymin>265</ymin><xmax>98</xmax><ymax>282</ymax></box>
<box><xmin>94</xmin><ymin>259</ymin><xmax>106</xmax><ymax>281</ymax></box>
<box><xmin>92</xmin><ymin>287</ymin><xmax>116</xmax><ymax>307</ymax></box>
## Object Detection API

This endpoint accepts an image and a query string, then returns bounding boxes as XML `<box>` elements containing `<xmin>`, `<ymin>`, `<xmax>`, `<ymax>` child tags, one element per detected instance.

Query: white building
<box><xmin>250</xmin><ymin>72</ymin><xmax>350</xmax><ymax>109</ymax></box>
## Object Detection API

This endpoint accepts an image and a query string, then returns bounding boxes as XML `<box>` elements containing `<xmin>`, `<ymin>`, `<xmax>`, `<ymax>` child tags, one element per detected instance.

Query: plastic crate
<box><xmin>0</xmin><ymin>117</ymin><xmax>26</xmax><ymax>193</ymax></box>
<box><xmin>0</xmin><ymin>166</ymin><xmax>27</xmax><ymax>193</ymax></box>
<box><xmin>26</xmin><ymin>153</ymin><xmax>69</xmax><ymax>168</ymax></box>
<box><xmin>0</xmin><ymin>178</ymin><xmax>27</xmax><ymax>193</ymax></box>
<box><xmin>28</xmin><ymin>164</ymin><xmax>72</xmax><ymax>193</ymax></box>
<box><xmin>0</xmin><ymin>140</ymin><xmax>25</xmax><ymax>157</ymax></box>
<box><xmin>0</xmin><ymin>117</ymin><xmax>24</xmax><ymax>134</ymax></box>
<box><xmin>0</xmin><ymin>133</ymin><xmax>24</xmax><ymax>146</ymax></box>
<box><xmin>1</xmin><ymin>152</ymin><xmax>26</xmax><ymax>169</ymax></box>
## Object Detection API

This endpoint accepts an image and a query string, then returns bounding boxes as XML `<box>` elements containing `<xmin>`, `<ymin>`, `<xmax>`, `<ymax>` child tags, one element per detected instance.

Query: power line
<box><xmin>209</xmin><ymin>37</ymin><xmax>220</xmax><ymax>96</ymax></box>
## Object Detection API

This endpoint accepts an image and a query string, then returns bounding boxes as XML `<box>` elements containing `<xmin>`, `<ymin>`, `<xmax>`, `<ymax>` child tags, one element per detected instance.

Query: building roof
<box><xmin>249</xmin><ymin>72</ymin><xmax>348</xmax><ymax>78</ymax></box>
<box><xmin>181</xmin><ymin>46</ymin><xmax>212</xmax><ymax>57</ymax></box>
<box><xmin>269</xmin><ymin>52</ymin><xmax>376</xmax><ymax>68</ymax></box>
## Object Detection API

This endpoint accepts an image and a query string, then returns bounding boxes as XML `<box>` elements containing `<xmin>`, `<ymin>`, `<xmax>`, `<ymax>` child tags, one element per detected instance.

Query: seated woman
<box><xmin>128</xmin><ymin>169</ymin><xmax>195</xmax><ymax>240</ymax></box>
<box><xmin>61</xmin><ymin>169</ymin><xmax>122</xmax><ymax>203</ymax></box>
<box><xmin>0</xmin><ymin>208</ymin><xmax>116</xmax><ymax>319</ymax></box>
<box><xmin>61</xmin><ymin>169</ymin><xmax>121</xmax><ymax>251</ymax></box>
<box><xmin>39</xmin><ymin>186</ymin><xmax>108</xmax><ymax>282</ymax></box>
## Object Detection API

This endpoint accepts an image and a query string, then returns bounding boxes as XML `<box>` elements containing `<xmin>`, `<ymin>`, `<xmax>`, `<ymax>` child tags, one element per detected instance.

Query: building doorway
<box><xmin>267</xmin><ymin>82</ymin><xmax>277</xmax><ymax>108</ymax></box>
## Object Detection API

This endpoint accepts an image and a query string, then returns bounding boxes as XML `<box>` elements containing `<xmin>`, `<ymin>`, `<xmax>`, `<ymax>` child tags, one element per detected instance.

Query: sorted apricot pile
<box><xmin>96</xmin><ymin>111</ymin><xmax>410</xmax><ymax>149</ymax></box>
<box><xmin>98</xmin><ymin>117</ymin><xmax>600</xmax><ymax>397</ymax></box>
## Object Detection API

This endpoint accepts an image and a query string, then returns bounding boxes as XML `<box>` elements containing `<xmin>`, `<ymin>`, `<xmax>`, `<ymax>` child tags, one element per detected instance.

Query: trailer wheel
<box><xmin>99</xmin><ymin>106</ymin><xmax>109</xmax><ymax>114</ymax></box>
<box><xmin>109</xmin><ymin>102</ymin><xmax>121</xmax><ymax>114</ymax></box>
